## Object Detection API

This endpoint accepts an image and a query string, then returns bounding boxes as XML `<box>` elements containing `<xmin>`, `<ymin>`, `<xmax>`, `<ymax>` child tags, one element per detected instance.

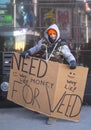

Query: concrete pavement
<box><xmin>0</xmin><ymin>106</ymin><xmax>91</xmax><ymax>130</ymax></box>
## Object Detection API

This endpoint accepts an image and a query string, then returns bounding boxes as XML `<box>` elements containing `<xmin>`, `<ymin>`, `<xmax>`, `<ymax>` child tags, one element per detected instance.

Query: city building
<box><xmin>0</xmin><ymin>0</ymin><xmax>91</xmax><ymax>106</ymax></box>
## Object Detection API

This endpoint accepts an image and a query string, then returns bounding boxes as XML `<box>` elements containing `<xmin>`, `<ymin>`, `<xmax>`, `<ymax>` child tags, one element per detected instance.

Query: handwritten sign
<box><xmin>7</xmin><ymin>52</ymin><xmax>88</xmax><ymax>122</ymax></box>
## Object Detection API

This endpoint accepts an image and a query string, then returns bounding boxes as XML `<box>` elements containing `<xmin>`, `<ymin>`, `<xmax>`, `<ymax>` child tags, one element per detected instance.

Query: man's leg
<box><xmin>47</xmin><ymin>117</ymin><xmax>57</xmax><ymax>125</ymax></box>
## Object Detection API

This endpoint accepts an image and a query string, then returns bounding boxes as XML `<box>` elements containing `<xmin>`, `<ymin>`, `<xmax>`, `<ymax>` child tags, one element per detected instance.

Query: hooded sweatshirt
<box><xmin>27</xmin><ymin>24</ymin><xmax>76</xmax><ymax>63</ymax></box>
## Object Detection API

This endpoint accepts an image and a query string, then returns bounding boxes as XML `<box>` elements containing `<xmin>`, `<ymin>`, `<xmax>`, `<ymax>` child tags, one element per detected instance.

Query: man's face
<box><xmin>49</xmin><ymin>34</ymin><xmax>57</xmax><ymax>41</ymax></box>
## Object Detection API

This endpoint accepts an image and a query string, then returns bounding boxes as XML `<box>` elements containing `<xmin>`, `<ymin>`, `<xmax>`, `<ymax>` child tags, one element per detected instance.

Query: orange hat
<box><xmin>47</xmin><ymin>29</ymin><xmax>57</xmax><ymax>35</ymax></box>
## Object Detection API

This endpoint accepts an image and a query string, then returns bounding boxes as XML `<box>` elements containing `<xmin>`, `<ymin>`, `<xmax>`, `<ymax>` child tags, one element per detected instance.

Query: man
<box><xmin>21</xmin><ymin>24</ymin><xmax>76</xmax><ymax>69</ymax></box>
<box><xmin>21</xmin><ymin>24</ymin><xmax>77</xmax><ymax>124</ymax></box>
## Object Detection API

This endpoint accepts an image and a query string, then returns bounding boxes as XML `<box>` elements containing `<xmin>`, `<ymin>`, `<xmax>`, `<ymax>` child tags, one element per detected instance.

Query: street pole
<box><xmin>13</xmin><ymin>0</ymin><xmax>16</xmax><ymax>28</ymax></box>
<box><xmin>84</xmin><ymin>0</ymin><xmax>89</xmax><ymax>43</ymax></box>
<box><xmin>32</xmin><ymin>0</ymin><xmax>37</xmax><ymax>17</ymax></box>
<box><xmin>85</xmin><ymin>14</ymin><xmax>89</xmax><ymax>43</ymax></box>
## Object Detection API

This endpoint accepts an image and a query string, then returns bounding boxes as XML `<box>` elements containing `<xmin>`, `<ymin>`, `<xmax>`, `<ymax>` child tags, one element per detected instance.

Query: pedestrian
<box><xmin>21</xmin><ymin>24</ymin><xmax>77</xmax><ymax>124</ymax></box>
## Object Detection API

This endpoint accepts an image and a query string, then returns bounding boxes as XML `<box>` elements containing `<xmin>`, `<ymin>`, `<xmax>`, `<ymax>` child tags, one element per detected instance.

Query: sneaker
<box><xmin>47</xmin><ymin>117</ymin><xmax>57</xmax><ymax>125</ymax></box>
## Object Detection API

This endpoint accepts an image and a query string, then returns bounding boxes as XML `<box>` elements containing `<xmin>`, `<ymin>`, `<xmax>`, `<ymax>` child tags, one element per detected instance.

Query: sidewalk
<box><xmin>0</xmin><ymin>106</ymin><xmax>91</xmax><ymax>130</ymax></box>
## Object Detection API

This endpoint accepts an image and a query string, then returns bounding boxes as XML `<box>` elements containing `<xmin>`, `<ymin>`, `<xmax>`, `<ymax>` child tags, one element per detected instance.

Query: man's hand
<box><xmin>69</xmin><ymin>60</ymin><xmax>76</xmax><ymax>69</ymax></box>
<box><xmin>21</xmin><ymin>51</ymin><xmax>30</xmax><ymax>58</ymax></box>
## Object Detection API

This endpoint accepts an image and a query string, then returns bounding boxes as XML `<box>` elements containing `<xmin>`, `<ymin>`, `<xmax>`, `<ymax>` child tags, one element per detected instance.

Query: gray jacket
<box><xmin>27</xmin><ymin>24</ymin><xmax>76</xmax><ymax>64</ymax></box>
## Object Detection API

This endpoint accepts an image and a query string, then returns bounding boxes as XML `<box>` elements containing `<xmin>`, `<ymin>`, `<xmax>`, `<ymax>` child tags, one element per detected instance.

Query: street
<box><xmin>0</xmin><ymin>105</ymin><xmax>91</xmax><ymax>130</ymax></box>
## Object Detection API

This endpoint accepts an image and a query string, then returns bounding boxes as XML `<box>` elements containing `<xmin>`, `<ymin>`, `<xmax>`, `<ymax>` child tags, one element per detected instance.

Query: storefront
<box><xmin>0</xmin><ymin>0</ymin><xmax>91</xmax><ymax>106</ymax></box>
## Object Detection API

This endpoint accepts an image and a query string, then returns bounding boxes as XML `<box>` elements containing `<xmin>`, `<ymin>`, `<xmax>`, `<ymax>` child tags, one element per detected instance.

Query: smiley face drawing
<box><xmin>68</xmin><ymin>72</ymin><xmax>76</xmax><ymax>79</ymax></box>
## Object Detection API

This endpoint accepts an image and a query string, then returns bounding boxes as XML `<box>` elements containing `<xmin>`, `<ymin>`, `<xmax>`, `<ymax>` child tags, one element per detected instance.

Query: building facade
<box><xmin>0</xmin><ymin>0</ymin><xmax>91</xmax><ymax>105</ymax></box>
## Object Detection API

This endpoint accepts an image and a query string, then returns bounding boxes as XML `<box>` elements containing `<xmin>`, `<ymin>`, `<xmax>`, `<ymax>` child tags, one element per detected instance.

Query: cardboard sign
<box><xmin>7</xmin><ymin>52</ymin><xmax>88</xmax><ymax>122</ymax></box>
